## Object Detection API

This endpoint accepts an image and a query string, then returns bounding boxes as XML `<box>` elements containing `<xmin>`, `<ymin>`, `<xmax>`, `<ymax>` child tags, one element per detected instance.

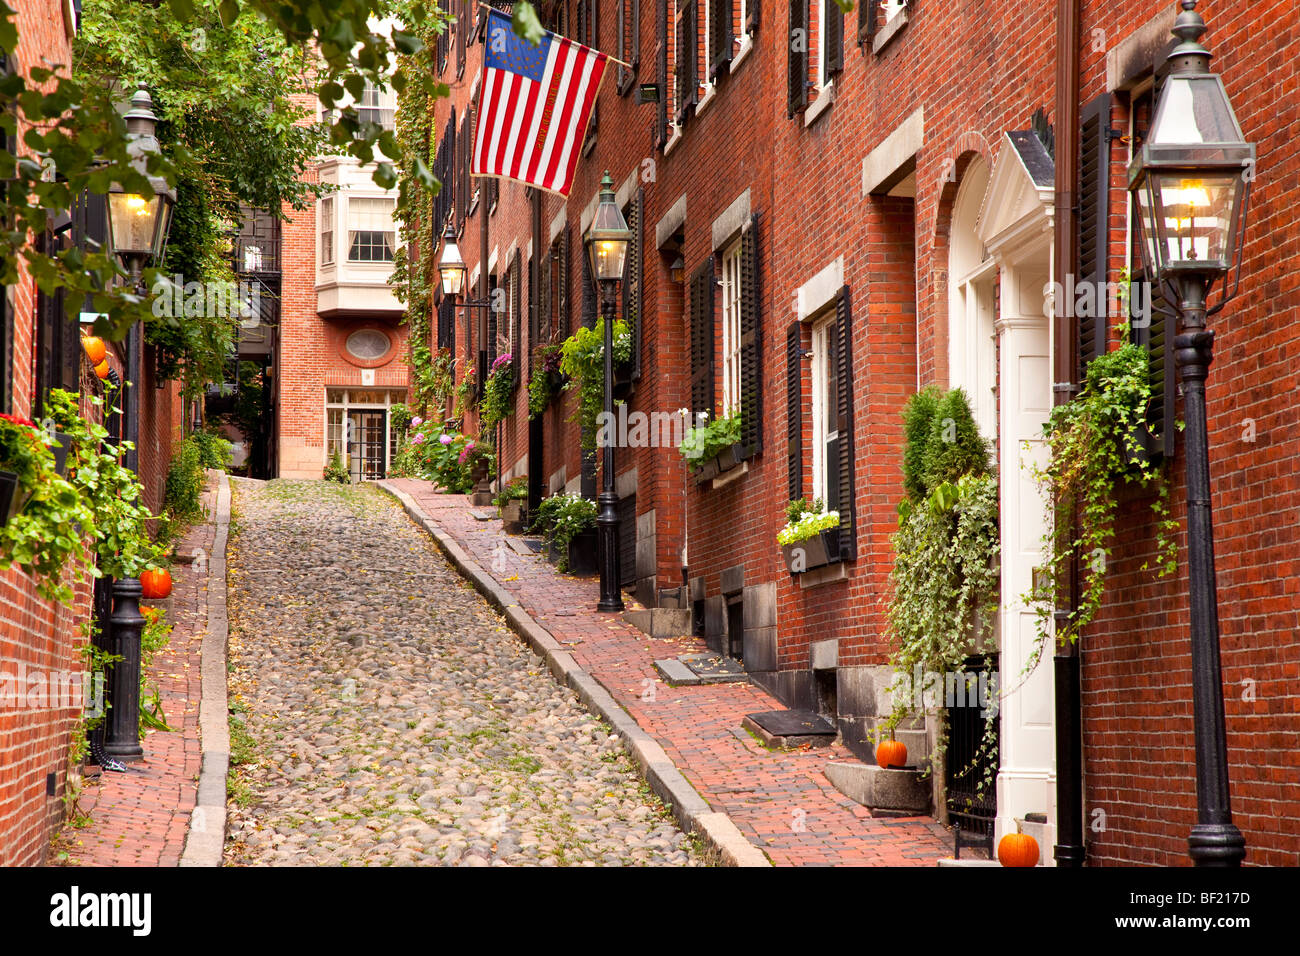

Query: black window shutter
<box><xmin>455</xmin><ymin>0</ymin><xmax>464</xmax><ymax>78</ymax></box>
<box><xmin>656</xmin><ymin>0</ymin><xmax>669</xmax><ymax>148</ymax></box>
<box><xmin>488</xmin><ymin>273</ymin><xmax>499</xmax><ymax>369</ymax></box>
<box><xmin>559</xmin><ymin>225</ymin><xmax>571</xmax><ymax>336</ymax></box>
<box><xmin>580</xmin><ymin>239</ymin><xmax>596</xmax><ymax>329</ymax></box>
<box><xmin>617</xmin><ymin>0</ymin><xmax>641</xmax><ymax>94</ymax></box>
<box><xmin>710</xmin><ymin>0</ymin><xmax>733</xmax><ymax>79</ymax></box>
<box><xmin>739</xmin><ymin>215</ymin><xmax>762</xmax><ymax>458</ymax></box>
<box><xmin>746</xmin><ymin>0</ymin><xmax>759</xmax><ymax>32</ymax></box>
<box><xmin>1134</xmin><ymin>290</ymin><xmax>1176</xmax><ymax>459</ymax></box>
<box><xmin>787</xmin><ymin>0</ymin><xmax>809</xmax><ymax>116</ymax></box>
<box><xmin>1077</xmin><ymin>93</ymin><xmax>1111</xmax><ymax>377</ymax></box>
<box><xmin>676</xmin><ymin>0</ymin><xmax>699</xmax><ymax>122</ymax></box>
<box><xmin>825</xmin><ymin>1</ymin><xmax>843</xmax><ymax>76</ymax></box>
<box><xmin>511</xmin><ymin>254</ymin><xmax>522</xmax><ymax>386</ymax></box>
<box><xmin>689</xmin><ymin>259</ymin><xmax>715</xmax><ymax>418</ymax></box>
<box><xmin>527</xmin><ymin>253</ymin><xmax>536</xmax><ymax>376</ymax></box>
<box><xmin>540</xmin><ymin>238</ymin><xmax>553</xmax><ymax>345</ymax></box>
<box><xmin>786</xmin><ymin>322</ymin><xmax>802</xmax><ymax>502</ymax></box>
<box><xmin>835</xmin><ymin>286</ymin><xmax>856</xmax><ymax>561</ymax></box>
<box><xmin>858</xmin><ymin>0</ymin><xmax>875</xmax><ymax>44</ymax></box>
<box><xmin>622</xmin><ymin>188</ymin><xmax>644</xmax><ymax>380</ymax></box>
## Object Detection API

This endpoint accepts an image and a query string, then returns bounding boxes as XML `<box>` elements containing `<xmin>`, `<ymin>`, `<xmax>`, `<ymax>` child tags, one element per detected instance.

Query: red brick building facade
<box><xmin>419</xmin><ymin>0</ymin><xmax>1298</xmax><ymax>865</ymax></box>
<box><xmin>1</xmin><ymin>0</ymin><xmax>188</xmax><ymax>866</ymax></box>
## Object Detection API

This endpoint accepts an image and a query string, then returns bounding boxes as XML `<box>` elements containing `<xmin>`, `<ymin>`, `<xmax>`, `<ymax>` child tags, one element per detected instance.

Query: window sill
<box><xmin>731</xmin><ymin>34</ymin><xmax>754</xmax><ymax>72</ymax></box>
<box><xmin>695</xmin><ymin>82</ymin><xmax>718</xmax><ymax>117</ymax></box>
<box><xmin>664</xmin><ymin>124</ymin><xmax>684</xmax><ymax>156</ymax></box>
<box><xmin>804</xmin><ymin>81</ymin><xmax>835</xmax><ymax>128</ymax></box>
<box><xmin>872</xmin><ymin>10</ymin><xmax>910</xmax><ymax>55</ymax></box>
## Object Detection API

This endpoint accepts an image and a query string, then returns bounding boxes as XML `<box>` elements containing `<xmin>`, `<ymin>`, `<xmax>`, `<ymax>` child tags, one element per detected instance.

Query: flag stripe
<box><xmin>527</xmin><ymin>40</ymin><xmax>578</xmax><ymax>186</ymax></box>
<box><xmin>545</xmin><ymin>47</ymin><xmax>601</xmax><ymax>193</ymax></box>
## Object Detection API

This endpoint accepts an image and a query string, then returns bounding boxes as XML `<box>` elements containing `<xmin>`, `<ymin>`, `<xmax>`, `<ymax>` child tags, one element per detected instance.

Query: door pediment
<box><xmin>976</xmin><ymin>131</ymin><xmax>1055</xmax><ymax>264</ymax></box>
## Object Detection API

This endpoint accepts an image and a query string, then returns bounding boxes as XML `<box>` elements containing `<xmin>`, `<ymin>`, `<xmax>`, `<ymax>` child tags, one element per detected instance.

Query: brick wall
<box><xmin>0</xmin><ymin>0</ymin><xmax>92</xmax><ymax>867</ymax></box>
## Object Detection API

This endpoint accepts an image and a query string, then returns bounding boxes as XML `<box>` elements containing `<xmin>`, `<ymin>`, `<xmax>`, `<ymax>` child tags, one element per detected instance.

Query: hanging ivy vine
<box><xmin>882</xmin><ymin>387</ymin><xmax>1001</xmax><ymax>797</ymax></box>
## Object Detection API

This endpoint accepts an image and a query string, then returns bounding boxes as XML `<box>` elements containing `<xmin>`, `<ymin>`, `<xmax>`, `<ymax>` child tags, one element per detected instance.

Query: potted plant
<box><xmin>528</xmin><ymin>344</ymin><xmax>565</xmax><ymax>419</ymax></box>
<box><xmin>529</xmin><ymin>493</ymin><xmax>597</xmax><ymax>575</ymax></box>
<box><xmin>777</xmin><ymin>497</ymin><xmax>842</xmax><ymax>573</ymax></box>
<box><xmin>0</xmin><ymin>412</ymin><xmax>51</xmax><ymax>524</ymax></box>
<box><xmin>494</xmin><ymin>475</ymin><xmax>529</xmax><ymax>534</ymax></box>
<box><xmin>679</xmin><ymin>410</ymin><xmax>746</xmax><ymax>483</ymax></box>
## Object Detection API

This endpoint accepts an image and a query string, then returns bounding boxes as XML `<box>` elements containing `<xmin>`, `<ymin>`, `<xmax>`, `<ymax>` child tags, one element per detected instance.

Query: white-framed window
<box><xmin>810</xmin><ymin>312</ymin><xmax>839</xmax><ymax>507</ymax></box>
<box><xmin>319</xmin><ymin>196</ymin><xmax>334</xmax><ymax>266</ymax></box>
<box><xmin>347</xmin><ymin>197</ymin><xmax>396</xmax><ymax>262</ymax></box>
<box><xmin>358</xmin><ymin>83</ymin><xmax>396</xmax><ymax>131</ymax></box>
<box><xmin>720</xmin><ymin>238</ymin><xmax>743</xmax><ymax>415</ymax></box>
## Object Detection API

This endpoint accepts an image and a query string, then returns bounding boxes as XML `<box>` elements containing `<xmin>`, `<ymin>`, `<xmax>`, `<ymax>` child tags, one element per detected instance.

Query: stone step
<box><xmin>652</xmin><ymin>658</ymin><xmax>701</xmax><ymax>686</ymax></box>
<box><xmin>824</xmin><ymin>761</ymin><xmax>932</xmax><ymax>814</ymax></box>
<box><xmin>624</xmin><ymin>607</ymin><xmax>692</xmax><ymax>639</ymax></box>
<box><xmin>657</xmin><ymin>586</ymin><xmax>689</xmax><ymax>610</ymax></box>
<box><xmin>1014</xmin><ymin>817</ymin><xmax>1051</xmax><ymax>867</ymax></box>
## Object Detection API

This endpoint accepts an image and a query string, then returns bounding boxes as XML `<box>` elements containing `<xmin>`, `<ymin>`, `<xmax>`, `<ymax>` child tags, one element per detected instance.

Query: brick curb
<box><xmin>179</xmin><ymin>470</ymin><xmax>232</xmax><ymax>867</ymax></box>
<box><xmin>378</xmin><ymin>480</ymin><xmax>770</xmax><ymax>868</ymax></box>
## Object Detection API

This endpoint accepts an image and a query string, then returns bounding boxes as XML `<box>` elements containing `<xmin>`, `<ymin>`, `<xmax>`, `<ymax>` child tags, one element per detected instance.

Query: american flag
<box><xmin>471</xmin><ymin>8</ymin><xmax>607</xmax><ymax>197</ymax></box>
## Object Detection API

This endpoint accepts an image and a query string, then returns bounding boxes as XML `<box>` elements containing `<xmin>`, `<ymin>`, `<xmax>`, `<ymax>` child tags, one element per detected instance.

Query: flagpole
<box><xmin>474</xmin><ymin>2</ymin><xmax>633</xmax><ymax>68</ymax></box>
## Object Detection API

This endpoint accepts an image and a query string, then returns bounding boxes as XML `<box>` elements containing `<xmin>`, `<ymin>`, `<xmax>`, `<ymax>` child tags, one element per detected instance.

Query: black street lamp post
<box><xmin>100</xmin><ymin>83</ymin><xmax>176</xmax><ymax>762</ymax></box>
<box><xmin>584</xmin><ymin>173</ymin><xmax>631</xmax><ymax>612</ymax></box>
<box><xmin>1128</xmin><ymin>1</ymin><xmax>1255</xmax><ymax>867</ymax></box>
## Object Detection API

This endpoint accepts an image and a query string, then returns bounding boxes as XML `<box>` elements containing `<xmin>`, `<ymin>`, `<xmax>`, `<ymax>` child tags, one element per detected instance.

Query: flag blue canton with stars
<box><xmin>484</xmin><ymin>9</ymin><xmax>550</xmax><ymax>83</ymax></box>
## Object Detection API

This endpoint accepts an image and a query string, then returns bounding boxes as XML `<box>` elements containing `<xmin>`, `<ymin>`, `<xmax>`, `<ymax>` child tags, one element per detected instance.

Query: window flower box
<box><xmin>692</xmin><ymin>443</ymin><xmax>749</xmax><ymax>484</ymax></box>
<box><xmin>781</xmin><ymin>526</ymin><xmax>842</xmax><ymax>574</ymax></box>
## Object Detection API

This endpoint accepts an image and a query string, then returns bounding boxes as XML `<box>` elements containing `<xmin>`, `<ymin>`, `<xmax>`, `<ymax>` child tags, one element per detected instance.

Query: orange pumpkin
<box><xmin>82</xmin><ymin>336</ymin><xmax>106</xmax><ymax>365</ymax></box>
<box><xmin>94</xmin><ymin>360</ymin><xmax>110</xmax><ymax>380</ymax></box>
<box><xmin>140</xmin><ymin>568</ymin><xmax>173</xmax><ymax>600</ymax></box>
<box><xmin>998</xmin><ymin>833</ymin><xmax>1040</xmax><ymax>868</ymax></box>
<box><xmin>876</xmin><ymin>738</ymin><xmax>908</xmax><ymax>770</ymax></box>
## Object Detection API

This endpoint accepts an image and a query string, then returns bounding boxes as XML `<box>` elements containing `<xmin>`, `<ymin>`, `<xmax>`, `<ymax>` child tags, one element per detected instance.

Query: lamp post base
<box><xmin>596</xmin><ymin>491</ymin><xmax>623</xmax><ymax>612</ymax></box>
<box><xmin>1189</xmin><ymin>823</ymin><xmax>1247</xmax><ymax>867</ymax></box>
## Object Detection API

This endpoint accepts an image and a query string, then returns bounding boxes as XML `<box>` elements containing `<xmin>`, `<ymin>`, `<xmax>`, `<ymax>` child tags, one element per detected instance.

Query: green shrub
<box><xmin>901</xmin><ymin>386</ymin><xmax>941</xmax><ymax>503</ymax></box>
<box><xmin>192</xmin><ymin>429</ymin><xmax>233</xmax><ymax>471</ymax></box>
<box><xmin>528</xmin><ymin>493</ymin><xmax>596</xmax><ymax>570</ymax></box>
<box><xmin>323</xmin><ymin>448</ymin><xmax>350</xmax><ymax>484</ymax></box>
<box><xmin>164</xmin><ymin>438</ymin><xmax>205</xmax><ymax>523</ymax></box>
<box><xmin>924</xmin><ymin>388</ymin><xmax>991</xmax><ymax>489</ymax></box>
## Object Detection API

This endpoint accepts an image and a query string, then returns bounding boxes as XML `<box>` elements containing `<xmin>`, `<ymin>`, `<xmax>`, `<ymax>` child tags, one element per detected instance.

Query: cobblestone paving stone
<box><xmin>223</xmin><ymin>478</ymin><xmax>701</xmax><ymax>867</ymax></box>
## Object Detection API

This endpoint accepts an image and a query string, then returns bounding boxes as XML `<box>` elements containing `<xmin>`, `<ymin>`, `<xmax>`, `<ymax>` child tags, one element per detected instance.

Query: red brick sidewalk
<box><xmin>387</xmin><ymin>479</ymin><xmax>953</xmax><ymax>866</ymax></box>
<box><xmin>54</xmin><ymin>479</ymin><xmax>217</xmax><ymax>867</ymax></box>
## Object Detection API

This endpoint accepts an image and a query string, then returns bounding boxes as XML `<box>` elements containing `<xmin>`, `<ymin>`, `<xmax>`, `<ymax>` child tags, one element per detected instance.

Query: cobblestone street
<box><xmin>223</xmin><ymin>478</ymin><xmax>700</xmax><ymax>866</ymax></box>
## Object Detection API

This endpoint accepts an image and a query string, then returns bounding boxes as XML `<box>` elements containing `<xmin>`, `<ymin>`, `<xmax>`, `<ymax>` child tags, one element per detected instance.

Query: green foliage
<box><xmin>925</xmin><ymin>388</ymin><xmax>991</xmax><ymax>490</ymax></box>
<box><xmin>528</xmin><ymin>493</ymin><xmax>596</xmax><ymax>570</ymax></box>
<box><xmin>493</xmin><ymin>475</ymin><xmax>528</xmax><ymax>509</ymax></box>
<box><xmin>323</xmin><ymin>448</ymin><xmax>351</xmax><ymax>484</ymax></box>
<box><xmin>901</xmin><ymin>386</ymin><xmax>941</xmax><ymax>503</ymax></box>
<box><xmin>559</xmin><ymin>319</ymin><xmax>632</xmax><ymax>449</ymax></box>
<box><xmin>164</xmin><ymin>438</ymin><xmax>206</xmax><ymax>523</ymax></box>
<box><xmin>528</xmin><ymin>344</ymin><xmax>563</xmax><ymax>419</ymax></box>
<box><xmin>884</xmin><ymin>387</ymin><xmax>1000</xmax><ymax>791</ymax></box>
<box><xmin>480</xmin><ymin>355</ymin><xmax>517</xmax><ymax>432</ymax></box>
<box><xmin>389</xmin><ymin>402</ymin><xmax>413</xmax><ymax>435</ymax></box>
<box><xmin>390</xmin><ymin>423</ymin><xmax>492</xmax><ymax>493</ymax></box>
<box><xmin>679</xmin><ymin>411</ymin><xmax>741</xmax><ymax>470</ymax></box>
<box><xmin>777</xmin><ymin>507</ymin><xmax>839</xmax><ymax>546</ymax></box>
<box><xmin>192</xmin><ymin>429</ymin><xmax>233</xmax><ymax>471</ymax></box>
<box><xmin>139</xmin><ymin>607</ymin><xmax>176</xmax><ymax>733</ymax></box>
<box><xmin>38</xmin><ymin>388</ymin><xmax>163</xmax><ymax>585</ymax></box>
<box><xmin>0</xmin><ymin>407</ymin><xmax>94</xmax><ymax>602</ymax></box>
<box><xmin>1030</xmin><ymin>337</ymin><xmax>1178</xmax><ymax>653</ymax></box>
<box><xmin>785</xmin><ymin>497</ymin><xmax>825</xmax><ymax>526</ymax></box>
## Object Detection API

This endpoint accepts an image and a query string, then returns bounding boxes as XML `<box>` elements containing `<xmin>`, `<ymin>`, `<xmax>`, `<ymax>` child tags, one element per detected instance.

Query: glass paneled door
<box><xmin>347</xmin><ymin>409</ymin><xmax>387</xmax><ymax>481</ymax></box>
